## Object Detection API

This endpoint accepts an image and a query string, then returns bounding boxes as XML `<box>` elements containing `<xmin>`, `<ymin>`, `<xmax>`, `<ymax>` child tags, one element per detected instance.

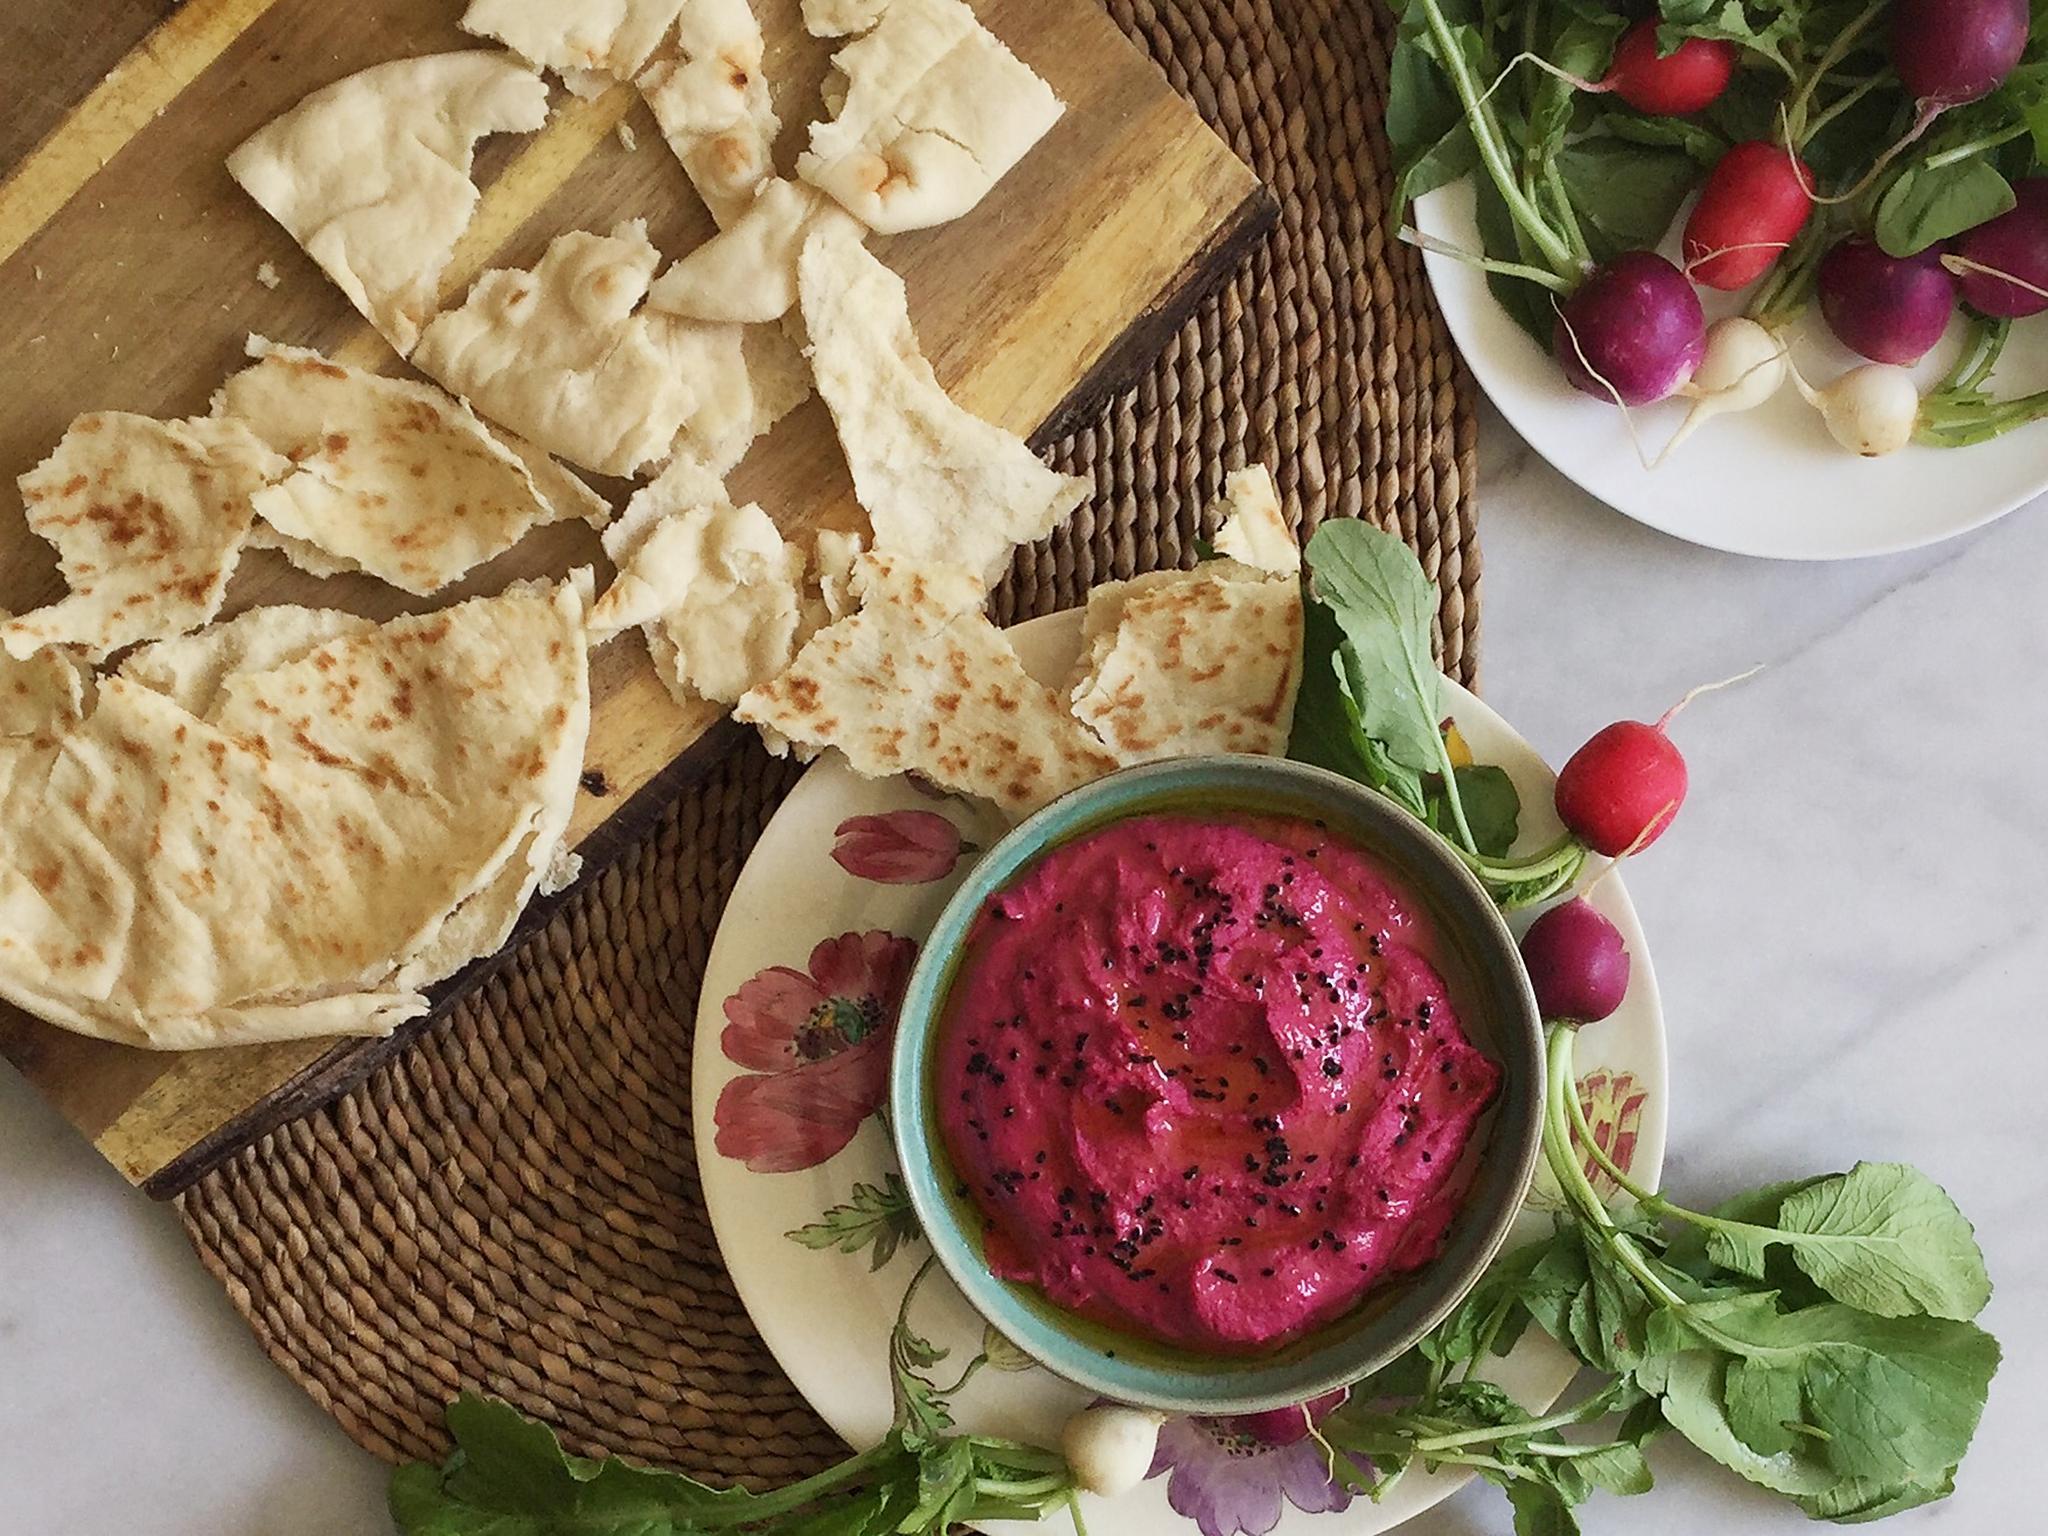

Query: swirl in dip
<box><xmin>935</xmin><ymin>812</ymin><xmax>1501</xmax><ymax>1354</ymax></box>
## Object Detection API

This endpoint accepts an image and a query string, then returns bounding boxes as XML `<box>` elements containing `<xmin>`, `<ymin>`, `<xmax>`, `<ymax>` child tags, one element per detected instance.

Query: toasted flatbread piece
<box><xmin>1067</xmin><ymin>474</ymin><xmax>1304</xmax><ymax>763</ymax></box>
<box><xmin>1</xmin><ymin>414</ymin><xmax>289</xmax><ymax>662</ymax></box>
<box><xmin>118</xmin><ymin>605</ymin><xmax>375</xmax><ymax>717</ymax></box>
<box><xmin>1209</xmin><ymin>467</ymin><xmax>1298</xmax><ymax>575</ymax></box>
<box><xmin>0</xmin><ymin>576</ymin><xmax>592</xmax><ymax>1051</ymax></box>
<box><xmin>798</xmin><ymin>226</ymin><xmax>1087</xmax><ymax>585</ymax></box>
<box><xmin>214</xmin><ymin>338</ymin><xmax>604</xmax><ymax>595</ymax></box>
<box><xmin>0</xmin><ymin>626</ymin><xmax>91</xmax><ymax>738</ymax></box>
<box><xmin>413</xmin><ymin>221</ymin><xmax>696</xmax><ymax>478</ymax></box>
<box><xmin>593</xmin><ymin>461</ymin><xmax>807</xmax><ymax>703</ymax></box>
<box><xmin>462</xmin><ymin>0</ymin><xmax>686</xmax><ymax>90</ymax></box>
<box><xmin>737</xmin><ymin>552</ymin><xmax>1117</xmax><ymax>817</ymax></box>
<box><xmin>639</xmin><ymin>0</ymin><xmax>780</xmax><ymax>225</ymax></box>
<box><xmin>648</xmin><ymin>179</ymin><xmax>859</xmax><ymax>323</ymax></box>
<box><xmin>802</xmin><ymin>0</ymin><xmax>891</xmax><ymax>36</ymax></box>
<box><xmin>228</xmin><ymin>53</ymin><xmax>549</xmax><ymax>355</ymax></box>
<box><xmin>797</xmin><ymin>0</ymin><xmax>1063</xmax><ymax>234</ymax></box>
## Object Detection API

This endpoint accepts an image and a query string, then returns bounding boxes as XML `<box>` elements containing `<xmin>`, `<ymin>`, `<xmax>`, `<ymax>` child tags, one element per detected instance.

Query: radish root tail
<box><xmin>1682</xmin><ymin>239</ymin><xmax>1795</xmax><ymax>280</ymax></box>
<box><xmin>1939</xmin><ymin>253</ymin><xmax>2048</xmax><ymax>304</ymax></box>
<box><xmin>1552</xmin><ymin>300</ymin><xmax>1656</xmax><ymax>472</ymax></box>
<box><xmin>1656</xmin><ymin>665</ymin><xmax>1765</xmax><ymax>731</ymax></box>
<box><xmin>1805</xmin><ymin>101</ymin><xmax>1941</xmax><ymax>207</ymax></box>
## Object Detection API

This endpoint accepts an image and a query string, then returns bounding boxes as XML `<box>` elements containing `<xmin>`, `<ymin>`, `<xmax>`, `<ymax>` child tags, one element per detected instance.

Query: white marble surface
<box><xmin>3</xmin><ymin>405</ymin><xmax>2040</xmax><ymax>1533</ymax></box>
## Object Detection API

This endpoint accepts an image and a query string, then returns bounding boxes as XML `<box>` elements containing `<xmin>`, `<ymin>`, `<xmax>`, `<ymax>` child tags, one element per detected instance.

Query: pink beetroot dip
<box><xmin>935</xmin><ymin>812</ymin><xmax>1501</xmax><ymax>1355</ymax></box>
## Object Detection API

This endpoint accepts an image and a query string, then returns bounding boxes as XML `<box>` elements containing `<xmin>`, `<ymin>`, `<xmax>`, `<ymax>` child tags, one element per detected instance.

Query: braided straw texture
<box><xmin>179</xmin><ymin>0</ymin><xmax>1480</xmax><ymax>1482</ymax></box>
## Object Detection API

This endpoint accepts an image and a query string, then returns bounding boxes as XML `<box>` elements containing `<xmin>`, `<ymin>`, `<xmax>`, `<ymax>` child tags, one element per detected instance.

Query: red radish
<box><xmin>1520</xmin><ymin>899</ymin><xmax>1632</xmax><ymax>1025</ymax></box>
<box><xmin>1553</xmin><ymin>251</ymin><xmax>1708</xmax><ymax>406</ymax></box>
<box><xmin>1684</xmin><ymin>141</ymin><xmax>1815</xmax><ymax>290</ymax></box>
<box><xmin>1554</xmin><ymin>670</ymin><xmax>1757</xmax><ymax>855</ymax></box>
<box><xmin>1555</xmin><ymin>721</ymin><xmax>1687</xmax><ymax>856</ymax></box>
<box><xmin>1892</xmin><ymin>0</ymin><xmax>2031</xmax><ymax>108</ymax></box>
<box><xmin>1603</xmin><ymin>21</ymin><xmax>1738</xmax><ymax>115</ymax></box>
<box><xmin>1818</xmin><ymin>238</ymin><xmax>1958</xmax><ymax>364</ymax></box>
<box><xmin>1952</xmin><ymin>178</ymin><xmax>2048</xmax><ymax>319</ymax></box>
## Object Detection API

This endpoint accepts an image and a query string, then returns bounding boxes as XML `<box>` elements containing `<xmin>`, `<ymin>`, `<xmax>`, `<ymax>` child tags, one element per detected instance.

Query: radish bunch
<box><xmin>1388</xmin><ymin>0</ymin><xmax>2046</xmax><ymax>460</ymax></box>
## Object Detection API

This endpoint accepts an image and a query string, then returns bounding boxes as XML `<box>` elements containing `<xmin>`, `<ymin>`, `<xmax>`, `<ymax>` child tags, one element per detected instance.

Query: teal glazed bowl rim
<box><xmin>888</xmin><ymin>755</ymin><xmax>1544</xmax><ymax>1415</ymax></box>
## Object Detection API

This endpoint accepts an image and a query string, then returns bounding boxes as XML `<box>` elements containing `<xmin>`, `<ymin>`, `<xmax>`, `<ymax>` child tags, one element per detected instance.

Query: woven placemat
<box><xmin>178</xmin><ymin>0</ymin><xmax>1480</xmax><ymax>1485</ymax></box>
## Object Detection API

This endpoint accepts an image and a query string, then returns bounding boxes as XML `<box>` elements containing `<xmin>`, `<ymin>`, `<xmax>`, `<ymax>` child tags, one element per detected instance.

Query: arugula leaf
<box><xmin>1706</xmin><ymin>1162</ymin><xmax>1992</xmax><ymax>1321</ymax></box>
<box><xmin>1595</xmin><ymin>110</ymin><xmax>1727</xmax><ymax>166</ymax></box>
<box><xmin>1430</xmin><ymin>765</ymin><xmax>1520</xmax><ymax>858</ymax></box>
<box><xmin>1553</xmin><ymin>141</ymin><xmax>1702</xmax><ymax>262</ymax></box>
<box><xmin>1569</xmin><ymin>1440</ymin><xmax>1655</xmax><ymax>1498</ymax></box>
<box><xmin>785</xmin><ymin>1175</ymin><xmax>922</xmax><ymax>1273</ymax></box>
<box><xmin>1794</xmin><ymin>1466</ymin><xmax>1959</xmax><ymax>1523</ymax></box>
<box><xmin>1638</xmin><ymin>1349</ymin><xmax>1841</xmax><ymax>1496</ymax></box>
<box><xmin>1302</xmin><ymin>521</ymin><xmax>1447</xmax><ymax>777</ymax></box>
<box><xmin>1289</xmin><ymin>601</ymin><xmax>1431</xmax><ymax>816</ymax></box>
<box><xmin>1474</xmin><ymin>166</ymin><xmax>1558</xmax><ymax>349</ymax></box>
<box><xmin>1646</xmin><ymin>1296</ymin><xmax>2000</xmax><ymax>1489</ymax></box>
<box><xmin>1771</xmin><ymin>1162</ymin><xmax>1992</xmax><ymax>1320</ymax></box>
<box><xmin>1499</xmin><ymin>1476</ymin><xmax>1579</xmax><ymax>1536</ymax></box>
<box><xmin>1876</xmin><ymin>160</ymin><xmax>2017</xmax><ymax>257</ymax></box>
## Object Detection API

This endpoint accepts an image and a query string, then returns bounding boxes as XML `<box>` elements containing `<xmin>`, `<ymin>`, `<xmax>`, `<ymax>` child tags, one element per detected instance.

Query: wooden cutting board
<box><xmin>0</xmin><ymin>0</ymin><xmax>1270</xmax><ymax>1197</ymax></box>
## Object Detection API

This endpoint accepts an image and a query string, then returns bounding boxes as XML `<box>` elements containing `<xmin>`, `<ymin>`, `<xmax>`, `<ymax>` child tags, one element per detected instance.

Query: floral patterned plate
<box><xmin>693</xmin><ymin>612</ymin><xmax>1668</xmax><ymax>1536</ymax></box>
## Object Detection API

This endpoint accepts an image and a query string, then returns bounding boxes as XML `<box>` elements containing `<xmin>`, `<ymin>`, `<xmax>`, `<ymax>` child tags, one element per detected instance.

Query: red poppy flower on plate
<box><xmin>831</xmin><ymin>810</ymin><xmax>970</xmax><ymax>883</ymax></box>
<box><xmin>715</xmin><ymin>931</ymin><xmax>917</xmax><ymax>1173</ymax></box>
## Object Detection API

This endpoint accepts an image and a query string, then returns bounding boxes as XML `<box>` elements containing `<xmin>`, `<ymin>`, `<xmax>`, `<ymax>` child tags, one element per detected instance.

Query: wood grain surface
<box><xmin>0</xmin><ymin>0</ymin><xmax>1271</xmax><ymax>1195</ymax></box>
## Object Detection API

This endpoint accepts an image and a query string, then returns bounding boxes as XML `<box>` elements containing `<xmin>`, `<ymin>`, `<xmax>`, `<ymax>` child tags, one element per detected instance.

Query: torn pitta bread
<box><xmin>802</xmin><ymin>0</ymin><xmax>892</xmax><ymax>37</ymax></box>
<box><xmin>0</xmin><ymin>574</ymin><xmax>592</xmax><ymax>1050</ymax></box>
<box><xmin>117</xmin><ymin>605</ymin><xmax>376</xmax><ymax>719</ymax></box>
<box><xmin>797</xmin><ymin>0</ymin><xmax>1064</xmax><ymax>234</ymax></box>
<box><xmin>1208</xmin><ymin>467</ymin><xmax>1298</xmax><ymax>575</ymax></box>
<box><xmin>798</xmin><ymin>225</ymin><xmax>1088</xmax><ymax>585</ymax></box>
<box><xmin>638</xmin><ymin>0</ymin><xmax>780</xmax><ymax>225</ymax></box>
<box><xmin>0</xmin><ymin>626</ymin><xmax>91</xmax><ymax>738</ymax></box>
<box><xmin>412</xmin><ymin>220</ymin><xmax>697</xmax><ymax>478</ymax></box>
<box><xmin>1066</xmin><ymin>474</ymin><xmax>1304</xmax><ymax>763</ymax></box>
<box><xmin>227</xmin><ymin>52</ymin><xmax>549</xmax><ymax>355</ymax></box>
<box><xmin>461</xmin><ymin>0</ymin><xmax>686</xmax><ymax>90</ymax></box>
<box><xmin>2</xmin><ymin>413</ymin><xmax>289</xmax><ymax>663</ymax></box>
<box><xmin>647</xmin><ymin>179</ymin><xmax>859</xmax><ymax>324</ymax></box>
<box><xmin>813</xmin><ymin>527</ymin><xmax>865</xmax><ymax>620</ymax></box>
<box><xmin>736</xmin><ymin>551</ymin><xmax>1118</xmax><ymax>817</ymax></box>
<box><xmin>593</xmin><ymin>463</ymin><xmax>806</xmax><ymax>703</ymax></box>
<box><xmin>214</xmin><ymin>338</ymin><xmax>605</xmax><ymax>595</ymax></box>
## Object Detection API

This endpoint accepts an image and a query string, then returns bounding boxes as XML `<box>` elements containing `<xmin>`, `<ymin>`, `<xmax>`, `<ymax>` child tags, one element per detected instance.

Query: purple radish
<box><xmin>1953</xmin><ymin>178</ymin><xmax>2048</xmax><ymax>318</ymax></box>
<box><xmin>1892</xmin><ymin>0</ymin><xmax>2031</xmax><ymax>107</ymax></box>
<box><xmin>1520</xmin><ymin>899</ymin><xmax>1632</xmax><ymax>1025</ymax></box>
<box><xmin>1818</xmin><ymin>238</ymin><xmax>1958</xmax><ymax>364</ymax></box>
<box><xmin>1553</xmin><ymin>252</ymin><xmax>1708</xmax><ymax>406</ymax></box>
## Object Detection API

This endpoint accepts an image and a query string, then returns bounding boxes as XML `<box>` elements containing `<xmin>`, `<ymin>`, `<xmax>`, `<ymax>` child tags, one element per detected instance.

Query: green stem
<box><xmin>1543</xmin><ymin>1025</ymin><xmax>1690</xmax><ymax>1312</ymax></box>
<box><xmin>1796</xmin><ymin>71</ymin><xmax>1884</xmax><ymax>147</ymax></box>
<box><xmin>976</xmin><ymin>1474</ymin><xmax>1068</xmax><ymax>1499</ymax></box>
<box><xmin>1543</xmin><ymin>160</ymin><xmax>1591</xmax><ymax>266</ymax></box>
<box><xmin>1411</xmin><ymin>1396</ymin><xmax>1613</xmax><ymax>1454</ymax></box>
<box><xmin>1923</xmin><ymin>123</ymin><xmax>2029</xmax><ymax>171</ymax></box>
<box><xmin>1403</xmin><ymin>230</ymin><xmax>1577</xmax><ymax>292</ymax></box>
<box><xmin>689</xmin><ymin>1440</ymin><xmax>899</xmax><ymax>1527</ymax></box>
<box><xmin>1781</xmin><ymin>0</ymin><xmax>1884</xmax><ymax>142</ymax></box>
<box><xmin>1412</xmin><ymin>0</ymin><xmax>1578</xmax><ymax>277</ymax></box>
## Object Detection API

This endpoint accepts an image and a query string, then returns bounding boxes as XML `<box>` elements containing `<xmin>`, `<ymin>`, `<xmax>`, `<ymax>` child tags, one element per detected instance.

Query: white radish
<box><xmin>1656</xmin><ymin>317</ymin><xmax>1788</xmax><ymax>462</ymax></box>
<box><xmin>1060</xmin><ymin>1404</ymin><xmax>1166</xmax><ymax>1497</ymax></box>
<box><xmin>1788</xmin><ymin>359</ymin><xmax>1920</xmax><ymax>456</ymax></box>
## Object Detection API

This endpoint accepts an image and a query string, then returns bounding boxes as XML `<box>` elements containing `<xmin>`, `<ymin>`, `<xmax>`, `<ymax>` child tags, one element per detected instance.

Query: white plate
<box><xmin>693</xmin><ymin>610</ymin><xmax>1668</xmax><ymax>1536</ymax></box>
<box><xmin>1416</xmin><ymin>179</ymin><xmax>2048</xmax><ymax>560</ymax></box>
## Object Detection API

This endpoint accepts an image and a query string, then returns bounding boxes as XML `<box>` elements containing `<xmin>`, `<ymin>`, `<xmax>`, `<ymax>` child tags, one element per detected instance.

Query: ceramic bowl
<box><xmin>888</xmin><ymin>755</ymin><xmax>1544</xmax><ymax>1414</ymax></box>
